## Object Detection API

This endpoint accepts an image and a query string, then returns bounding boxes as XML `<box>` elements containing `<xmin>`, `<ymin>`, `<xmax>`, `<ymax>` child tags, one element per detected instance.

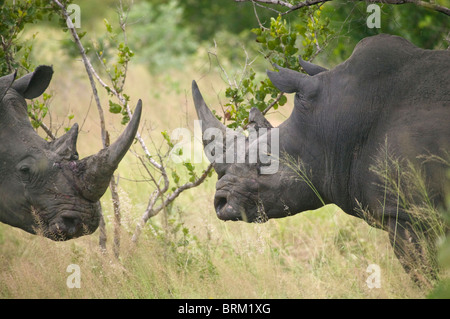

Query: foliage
<box><xmin>175</xmin><ymin>0</ymin><xmax>276</xmax><ymax>42</ymax></box>
<box><xmin>0</xmin><ymin>0</ymin><xmax>74</xmax><ymax>137</ymax></box>
<box><xmin>96</xmin><ymin>17</ymin><xmax>134</xmax><ymax>125</ymax></box>
<box><xmin>215</xmin><ymin>1</ymin><xmax>448</xmax><ymax>128</ymax></box>
<box><xmin>0</xmin><ymin>0</ymin><xmax>51</xmax><ymax>75</ymax></box>
<box><xmin>220</xmin><ymin>6</ymin><xmax>331</xmax><ymax>128</ymax></box>
<box><xmin>126</xmin><ymin>0</ymin><xmax>198</xmax><ymax>72</ymax></box>
<box><xmin>322</xmin><ymin>2</ymin><xmax>449</xmax><ymax>64</ymax></box>
<box><xmin>0</xmin><ymin>0</ymin><xmax>448</xmax><ymax>298</ymax></box>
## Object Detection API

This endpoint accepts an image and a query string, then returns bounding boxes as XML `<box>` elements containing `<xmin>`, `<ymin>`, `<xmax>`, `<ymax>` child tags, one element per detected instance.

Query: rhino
<box><xmin>0</xmin><ymin>65</ymin><xmax>142</xmax><ymax>240</ymax></box>
<box><xmin>193</xmin><ymin>34</ymin><xmax>449</xmax><ymax>278</ymax></box>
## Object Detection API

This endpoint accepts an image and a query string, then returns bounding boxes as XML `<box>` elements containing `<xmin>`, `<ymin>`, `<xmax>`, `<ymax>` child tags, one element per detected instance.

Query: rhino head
<box><xmin>0</xmin><ymin>66</ymin><xmax>142</xmax><ymax>240</ymax></box>
<box><xmin>192</xmin><ymin>65</ymin><xmax>325</xmax><ymax>222</ymax></box>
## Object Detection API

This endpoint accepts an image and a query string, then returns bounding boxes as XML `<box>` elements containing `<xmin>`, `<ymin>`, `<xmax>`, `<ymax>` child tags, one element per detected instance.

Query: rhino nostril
<box><xmin>61</xmin><ymin>215</ymin><xmax>81</xmax><ymax>237</ymax></box>
<box><xmin>214</xmin><ymin>197</ymin><xmax>227</xmax><ymax>213</ymax></box>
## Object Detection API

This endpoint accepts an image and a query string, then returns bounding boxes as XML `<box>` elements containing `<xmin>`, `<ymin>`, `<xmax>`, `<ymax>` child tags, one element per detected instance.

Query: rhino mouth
<box><xmin>48</xmin><ymin>212</ymin><xmax>82</xmax><ymax>240</ymax></box>
<box><xmin>31</xmin><ymin>204</ymin><xmax>100</xmax><ymax>241</ymax></box>
<box><xmin>48</xmin><ymin>211</ymin><xmax>99</xmax><ymax>241</ymax></box>
<box><xmin>214</xmin><ymin>192</ymin><xmax>260</xmax><ymax>222</ymax></box>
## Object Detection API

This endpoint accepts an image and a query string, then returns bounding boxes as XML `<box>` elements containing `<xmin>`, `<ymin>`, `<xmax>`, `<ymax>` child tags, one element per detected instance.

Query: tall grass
<box><xmin>0</xmin><ymin>198</ymin><xmax>427</xmax><ymax>298</ymax></box>
<box><xmin>365</xmin><ymin>140</ymin><xmax>449</xmax><ymax>288</ymax></box>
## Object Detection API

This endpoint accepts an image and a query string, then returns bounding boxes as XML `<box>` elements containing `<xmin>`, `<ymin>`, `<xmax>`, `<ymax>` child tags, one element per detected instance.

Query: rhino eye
<box><xmin>19</xmin><ymin>166</ymin><xmax>30</xmax><ymax>174</ymax></box>
<box><xmin>70</xmin><ymin>152</ymin><xmax>79</xmax><ymax>161</ymax></box>
<box><xmin>17</xmin><ymin>157</ymin><xmax>37</xmax><ymax>181</ymax></box>
<box><xmin>19</xmin><ymin>165</ymin><xmax>32</xmax><ymax>181</ymax></box>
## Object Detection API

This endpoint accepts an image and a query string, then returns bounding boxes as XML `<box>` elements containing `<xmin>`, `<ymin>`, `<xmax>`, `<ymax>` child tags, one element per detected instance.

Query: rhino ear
<box><xmin>267</xmin><ymin>64</ymin><xmax>319</xmax><ymax>95</ymax></box>
<box><xmin>267</xmin><ymin>64</ymin><xmax>310</xmax><ymax>93</ymax></box>
<box><xmin>0</xmin><ymin>70</ymin><xmax>17</xmax><ymax>103</ymax></box>
<box><xmin>12</xmin><ymin>65</ymin><xmax>53</xmax><ymax>99</ymax></box>
<box><xmin>248</xmin><ymin>107</ymin><xmax>273</xmax><ymax>130</ymax></box>
<box><xmin>299</xmin><ymin>57</ymin><xmax>328</xmax><ymax>75</ymax></box>
<box><xmin>50</xmin><ymin>123</ymin><xmax>79</xmax><ymax>160</ymax></box>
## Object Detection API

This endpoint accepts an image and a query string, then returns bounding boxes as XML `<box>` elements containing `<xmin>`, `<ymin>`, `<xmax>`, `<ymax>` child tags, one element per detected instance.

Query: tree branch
<box><xmin>28</xmin><ymin>113</ymin><xmax>56</xmax><ymax>140</ymax></box>
<box><xmin>52</xmin><ymin>0</ymin><xmax>108</xmax><ymax>146</ymax></box>
<box><xmin>131</xmin><ymin>163</ymin><xmax>214</xmax><ymax>243</ymax></box>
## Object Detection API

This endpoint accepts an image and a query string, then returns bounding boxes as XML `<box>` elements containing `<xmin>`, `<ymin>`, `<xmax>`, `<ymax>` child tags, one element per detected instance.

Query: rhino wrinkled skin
<box><xmin>0</xmin><ymin>66</ymin><xmax>142</xmax><ymax>240</ymax></box>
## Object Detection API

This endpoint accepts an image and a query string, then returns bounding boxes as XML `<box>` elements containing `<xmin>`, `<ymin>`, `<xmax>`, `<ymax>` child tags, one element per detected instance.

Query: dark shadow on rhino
<box><xmin>0</xmin><ymin>66</ymin><xmax>142</xmax><ymax>240</ymax></box>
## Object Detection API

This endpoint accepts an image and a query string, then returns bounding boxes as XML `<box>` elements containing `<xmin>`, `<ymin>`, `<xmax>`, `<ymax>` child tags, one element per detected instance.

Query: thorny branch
<box><xmin>235</xmin><ymin>0</ymin><xmax>450</xmax><ymax>16</ymax></box>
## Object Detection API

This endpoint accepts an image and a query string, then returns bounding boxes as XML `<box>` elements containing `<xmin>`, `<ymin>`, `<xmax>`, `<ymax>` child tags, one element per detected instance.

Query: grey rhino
<box><xmin>0</xmin><ymin>65</ymin><xmax>141</xmax><ymax>240</ymax></box>
<box><xmin>193</xmin><ymin>34</ymin><xmax>449</xmax><ymax>278</ymax></box>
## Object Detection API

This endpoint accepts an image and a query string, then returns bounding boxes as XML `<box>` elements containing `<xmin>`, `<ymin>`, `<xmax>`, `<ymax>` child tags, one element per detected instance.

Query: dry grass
<box><xmin>0</xmin><ymin>200</ymin><xmax>426</xmax><ymax>298</ymax></box>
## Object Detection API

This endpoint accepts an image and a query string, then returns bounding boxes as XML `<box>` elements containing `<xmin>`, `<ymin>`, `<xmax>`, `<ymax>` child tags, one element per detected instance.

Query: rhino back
<box><xmin>328</xmin><ymin>35</ymin><xmax>450</xmax><ymax>217</ymax></box>
<box><xmin>327</xmin><ymin>34</ymin><xmax>449</xmax><ymax>112</ymax></box>
<box><xmin>302</xmin><ymin>34</ymin><xmax>449</xmax><ymax>215</ymax></box>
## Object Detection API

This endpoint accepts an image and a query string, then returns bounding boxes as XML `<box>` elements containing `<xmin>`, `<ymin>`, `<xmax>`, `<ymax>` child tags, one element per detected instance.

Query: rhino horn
<box><xmin>298</xmin><ymin>57</ymin><xmax>328</xmax><ymax>75</ymax></box>
<box><xmin>51</xmin><ymin>123</ymin><xmax>79</xmax><ymax>160</ymax></box>
<box><xmin>267</xmin><ymin>64</ymin><xmax>319</xmax><ymax>94</ymax></box>
<box><xmin>76</xmin><ymin>100</ymin><xmax>142</xmax><ymax>202</ymax></box>
<box><xmin>248</xmin><ymin>107</ymin><xmax>273</xmax><ymax>130</ymax></box>
<box><xmin>192</xmin><ymin>80</ymin><xmax>233</xmax><ymax>173</ymax></box>
<box><xmin>192</xmin><ymin>80</ymin><xmax>226</xmax><ymax>138</ymax></box>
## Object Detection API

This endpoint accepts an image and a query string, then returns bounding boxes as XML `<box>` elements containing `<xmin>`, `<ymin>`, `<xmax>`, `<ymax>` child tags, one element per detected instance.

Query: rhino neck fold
<box><xmin>277</xmin><ymin>118</ymin><xmax>334</xmax><ymax>213</ymax></box>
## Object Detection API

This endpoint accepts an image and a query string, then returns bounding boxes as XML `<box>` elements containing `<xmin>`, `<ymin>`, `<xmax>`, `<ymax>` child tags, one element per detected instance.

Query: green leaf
<box><xmin>108</xmin><ymin>100</ymin><xmax>122</xmax><ymax>114</ymax></box>
<box><xmin>161</xmin><ymin>130</ymin><xmax>174</xmax><ymax>148</ymax></box>
<box><xmin>121</xmin><ymin>114</ymin><xmax>130</xmax><ymax>125</ymax></box>
<box><xmin>172</xmin><ymin>170</ymin><xmax>180</xmax><ymax>184</ymax></box>
<box><xmin>278</xmin><ymin>94</ymin><xmax>287</xmax><ymax>106</ymax></box>
<box><xmin>104</xmin><ymin>18</ymin><xmax>112</xmax><ymax>33</ymax></box>
<box><xmin>183</xmin><ymin>162</ymin><xmax>195</xmax><ymax>172</ymax></box>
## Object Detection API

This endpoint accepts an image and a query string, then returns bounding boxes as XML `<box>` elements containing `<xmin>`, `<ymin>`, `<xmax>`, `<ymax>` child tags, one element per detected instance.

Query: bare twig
<box><xmin>235</xmin><ymin>0</ymin><xmax>330</xmax><ymax>15</ymax></box>
<box><xmin>52</xmin><ymin>0</ymin><xmax>108</xmax><ymax>145</ymax></box>
<box><xmin>208</xmin><ymin>40</ymin><xmax>234</xmax><ymax>87</ymax></box>
<box><xmin>263</xmin><ymin>92</ymin><xmax>284</xmax><ymax>115</ymax></box>
<box><xmin>54</xmin><ymin>3</ymin><xmax>164</xmax><ymax>166</ymax></box>
<box><xmin>252</xmin><ymin>0</ymin><xmax>270</xmax><ymax>30</ymax></box>
<box><xmin>132</xmin><ymin>163</ymin><xmax>214</xmax><ymax>243</ymax></box>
